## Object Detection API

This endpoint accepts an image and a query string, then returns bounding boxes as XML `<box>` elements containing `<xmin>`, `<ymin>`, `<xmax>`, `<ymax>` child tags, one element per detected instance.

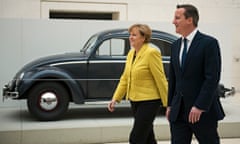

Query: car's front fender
<box><xmin>18</xmin><ymin>66</ymin><xmax>84</xmax><ymax>104</ymax></box>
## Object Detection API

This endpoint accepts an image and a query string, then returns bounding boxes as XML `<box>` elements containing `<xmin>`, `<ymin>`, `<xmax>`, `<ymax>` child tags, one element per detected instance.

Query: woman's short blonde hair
<box><xmin>128</xmin><ymin>24</ymin><xmax>152</xmax><ymax>43</ymax></box>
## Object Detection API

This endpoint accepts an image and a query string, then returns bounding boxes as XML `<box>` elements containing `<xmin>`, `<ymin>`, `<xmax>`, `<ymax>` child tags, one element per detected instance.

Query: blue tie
<box><xmin>181</xmin><ymin>38</ymin><xmax>188</xmax><ymax>68</ymax></box>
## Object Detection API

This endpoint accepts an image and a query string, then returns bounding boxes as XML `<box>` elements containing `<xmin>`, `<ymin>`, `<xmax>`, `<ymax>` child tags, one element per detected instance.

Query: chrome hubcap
<box><xmin>40</xmin><ymin>92</ymin><xmax>58</xmax><ymax>111</ymax></box>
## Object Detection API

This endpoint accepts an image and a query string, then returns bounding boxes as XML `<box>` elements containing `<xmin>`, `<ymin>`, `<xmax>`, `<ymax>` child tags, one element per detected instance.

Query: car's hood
<box><xmin>16</xmin><ymin>52</ymin><xmax>88</xmax><ymax>75</ymax></box>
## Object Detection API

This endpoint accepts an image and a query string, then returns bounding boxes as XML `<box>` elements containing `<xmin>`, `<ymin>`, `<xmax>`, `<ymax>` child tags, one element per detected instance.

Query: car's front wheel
<box><xmin>27</xmin><ymin>81</ymin><xmax>69</xmax><ymax>121</ymax></box>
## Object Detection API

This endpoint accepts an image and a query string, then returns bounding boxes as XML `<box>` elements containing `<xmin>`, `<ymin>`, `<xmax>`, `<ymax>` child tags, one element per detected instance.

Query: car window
<box><xmin>150</xmin><ymin>39</ymin><xmax>171</xmax><ymax>57</ymax></box>
<box><xmin>96</xmin><ymin>38</ymin><xmax>129</xmax><ymax>57</ymax></box>
<box><xmin>95</xmin><ymin>37</ymin><xmax>171</xmax><ymax>58</ymax></box>
<box><xmin>149</xmin><ymin>43</ymin><xmax>161</xmax><ymax>52</ymax></box>
<box><xmin>81</xmin><ymin>35</ymin><xmax>98</xmax><ymax>55</ymax></box>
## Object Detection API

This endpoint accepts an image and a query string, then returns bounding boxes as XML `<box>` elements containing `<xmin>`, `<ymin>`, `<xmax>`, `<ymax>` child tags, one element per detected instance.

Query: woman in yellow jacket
<box><xmin>108</xmin><ymin>24</ymin><xmax>168</xmax><ymax>144</ymax></box>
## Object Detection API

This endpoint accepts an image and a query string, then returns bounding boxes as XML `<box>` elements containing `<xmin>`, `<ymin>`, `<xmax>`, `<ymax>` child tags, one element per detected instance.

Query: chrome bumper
<box><xmin>2</xmin><ymin>85</ymin><xmax>19</xmax><ymax>102</ymax></box>
<box><xmin>218</xmin><ymin>84</ymin><xmax>236</xmax><ymax>98</ymax></box>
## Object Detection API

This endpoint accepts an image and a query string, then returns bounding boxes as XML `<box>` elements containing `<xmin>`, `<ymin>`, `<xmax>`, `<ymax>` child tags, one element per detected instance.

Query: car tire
<box><xmin>27</xmin><ymin>81</ymin><xmax>69</xmax><ymax>121</ymax></box>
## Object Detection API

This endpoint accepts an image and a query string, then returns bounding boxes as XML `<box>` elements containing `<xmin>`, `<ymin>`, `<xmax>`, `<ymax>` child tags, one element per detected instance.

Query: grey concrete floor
<box><xmin>105</xmin><ymin>138</ymin><xmax>240</xmax><ymax>144</ymax></box>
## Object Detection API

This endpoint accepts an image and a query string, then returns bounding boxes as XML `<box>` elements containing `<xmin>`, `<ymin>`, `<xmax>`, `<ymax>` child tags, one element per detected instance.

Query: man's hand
<box><xmin>188</xmin><ymin>106</ymin><xmax>204</xmax><ymax>124</ymax></box>
<box><xmin>165</xmin><ymin>107</ymin><xmax>171</xmax><ymax>121</ymax></box>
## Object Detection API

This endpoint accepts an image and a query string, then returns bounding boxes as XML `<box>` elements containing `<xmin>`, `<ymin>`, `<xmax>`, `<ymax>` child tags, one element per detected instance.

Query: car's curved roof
<box><xmin>94</xmin><ymin>28</ymin><xmax>178</xmax><ymax>42</ymax></box>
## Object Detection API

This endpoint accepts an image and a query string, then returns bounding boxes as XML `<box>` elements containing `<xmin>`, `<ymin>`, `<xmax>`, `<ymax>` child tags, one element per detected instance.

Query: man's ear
<box><xmin>187</xmin><ymin>17</ymin><xmax>193</xmax><ymax>25</ymax></box>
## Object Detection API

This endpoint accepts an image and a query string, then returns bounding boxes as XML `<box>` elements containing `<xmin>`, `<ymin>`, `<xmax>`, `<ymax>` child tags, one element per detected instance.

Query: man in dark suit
<box><xmin>166</xmin><ymin>4</ymin><xmax>225</xmax><ymax>144</ymax></box>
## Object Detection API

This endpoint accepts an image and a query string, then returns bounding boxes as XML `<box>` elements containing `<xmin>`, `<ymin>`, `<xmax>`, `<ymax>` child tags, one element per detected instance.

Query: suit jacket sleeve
<box><xmin>194</xmin><ymin>38</ymin><xmax>221</xmax><ymax>111</ymax></box>
<box><xmin>149</xmin><ymin>49</ymin><xmax>168</xmax><ymax>107</ymax></box>
<box><xmin>112</xmin><ymin>49</ymin><xmax>134</xmax><ymax>102</ymax></box>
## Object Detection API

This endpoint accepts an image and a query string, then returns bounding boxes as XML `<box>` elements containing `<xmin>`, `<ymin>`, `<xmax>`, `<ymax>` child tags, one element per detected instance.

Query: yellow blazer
<box><xmin>112</xmin><ymin>43</ymin><xmax>168</xmax><ymax>107</ymax></box>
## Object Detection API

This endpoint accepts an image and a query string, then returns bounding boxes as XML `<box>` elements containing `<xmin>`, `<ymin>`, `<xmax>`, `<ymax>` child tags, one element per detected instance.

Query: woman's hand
<box><xmin>108</xmin><ymin>100</ymin><xmax>117</xmax><ymax>112</ymax></box>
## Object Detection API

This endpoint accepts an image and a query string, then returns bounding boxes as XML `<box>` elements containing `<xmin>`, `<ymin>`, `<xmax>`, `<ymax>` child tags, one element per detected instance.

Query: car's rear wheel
<box><xmin>27</xmin><ymin>81</ymin><xmax>69</xmax><ymax>121</ymax></box>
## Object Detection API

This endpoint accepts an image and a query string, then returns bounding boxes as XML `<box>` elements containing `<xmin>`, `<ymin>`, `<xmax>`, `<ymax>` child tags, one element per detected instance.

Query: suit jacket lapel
<box><xmin>182</xmin><ymin>31</ymin><xmax>201</xmax><ymax>72</ymax></box>
<box><xmin>132</xmin><ymin>44</ymin><xmax>148</xmax><ymax>66</ymax></box>
<box><xmin>175</xmin><ymin>39</ymin><xmax>182</xmax><ymax>72</ymax></box>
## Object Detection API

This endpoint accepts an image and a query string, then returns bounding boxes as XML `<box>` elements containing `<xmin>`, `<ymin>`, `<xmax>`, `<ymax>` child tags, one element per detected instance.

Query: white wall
<box><xmin>1</xmin><ymin>0</ymin><xmax>240</xmax><ymax>22</ymax></box>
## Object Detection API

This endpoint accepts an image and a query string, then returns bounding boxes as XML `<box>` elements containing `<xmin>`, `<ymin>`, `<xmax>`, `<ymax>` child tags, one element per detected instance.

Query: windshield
<box><xmin>80</xmin><ymin>34</ymin><xmax>98</xmax><ymax>55</ymax></box>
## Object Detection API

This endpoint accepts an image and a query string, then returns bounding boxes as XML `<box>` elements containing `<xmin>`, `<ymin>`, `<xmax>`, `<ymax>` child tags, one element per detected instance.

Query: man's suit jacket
<box><xmin>168</xmin><ymin>31</ymin><xmax>225</xmax><ymax>122</ymax></box>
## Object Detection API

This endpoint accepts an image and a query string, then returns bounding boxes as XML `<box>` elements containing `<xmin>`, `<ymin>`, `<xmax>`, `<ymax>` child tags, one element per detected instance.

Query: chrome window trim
<box><xmin>50</xmin><ymin>59</ymin><xmax>169</xmax><ymax>66</ymax></box>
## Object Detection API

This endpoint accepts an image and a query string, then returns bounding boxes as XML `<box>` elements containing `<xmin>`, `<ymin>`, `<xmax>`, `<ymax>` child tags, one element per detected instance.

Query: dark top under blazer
<box><xmin>168</xmin><ymin>31</ymin><xmax>225</xmax><ymax>122</ymax></box>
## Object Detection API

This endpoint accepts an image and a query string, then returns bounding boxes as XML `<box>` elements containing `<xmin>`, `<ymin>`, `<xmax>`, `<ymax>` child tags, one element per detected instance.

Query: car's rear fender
<box><xmin>19</xmin><ymin>66</ymin><xmax>85</xmax><ymax>104</ymax></box>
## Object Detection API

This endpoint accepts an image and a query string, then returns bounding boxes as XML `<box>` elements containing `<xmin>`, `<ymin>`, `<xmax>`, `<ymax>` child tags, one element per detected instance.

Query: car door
<box><xmin>87</xmin><ymin>36</ymin><xmax>172</xmax><ymax>100</ymax></box>
<box><xmin>87</xmin><ymin>37</ymin><xmax>130</xmax><ymax>100</ymax></box>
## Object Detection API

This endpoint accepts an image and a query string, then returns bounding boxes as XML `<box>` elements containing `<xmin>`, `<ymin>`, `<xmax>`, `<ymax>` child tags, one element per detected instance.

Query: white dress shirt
<box><xmin>179</xmin><ymin>28</ymin><xmax>198</xmax><ymax>66</ymax></box>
